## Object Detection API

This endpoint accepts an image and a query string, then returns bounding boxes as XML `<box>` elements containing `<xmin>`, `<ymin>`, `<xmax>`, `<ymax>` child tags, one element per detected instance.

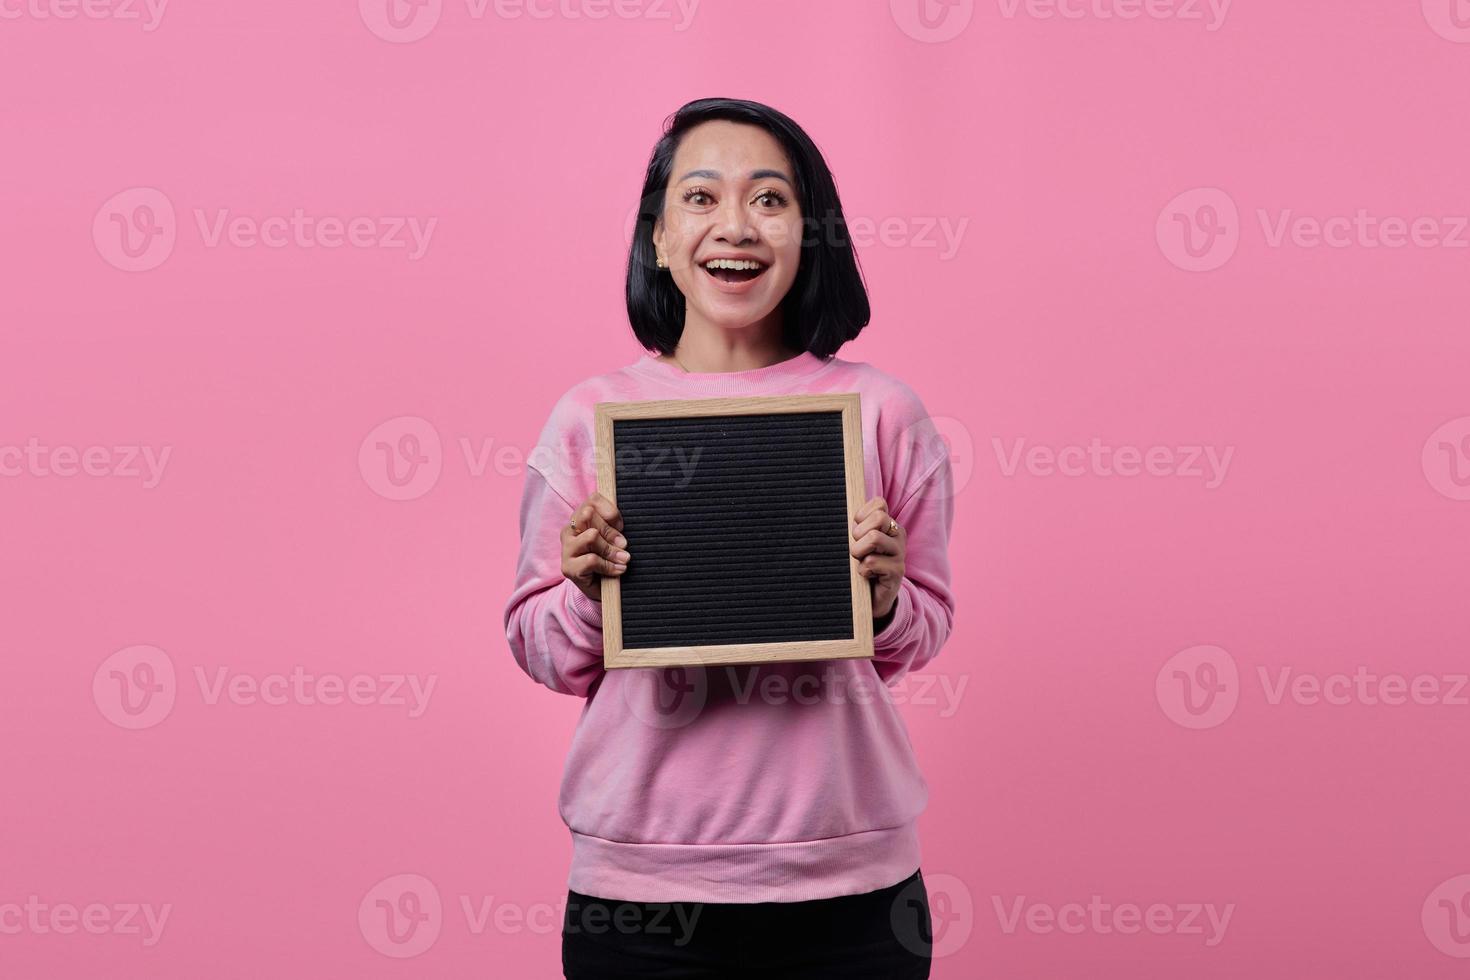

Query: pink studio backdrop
<box><xmin>3</xmin><ymin>1</ymin><xmax>1469</xmax><ymax>977</ymax></box>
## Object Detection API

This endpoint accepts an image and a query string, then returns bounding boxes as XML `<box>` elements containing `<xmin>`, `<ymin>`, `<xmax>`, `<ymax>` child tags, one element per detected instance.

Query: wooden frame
<box><xmin>595</xmin><ymin>393</ymin><xmax>873</xmax><ymax>669</ymax></box>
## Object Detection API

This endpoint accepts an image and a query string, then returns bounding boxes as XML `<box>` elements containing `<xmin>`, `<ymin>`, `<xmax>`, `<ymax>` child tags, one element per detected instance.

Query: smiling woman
<box><xmin>627</xmin><ymin>98</ymin><xmax>871</xmax><ymax>368</ymax></box>
<box><xmin>503</xmin><ymin>97</ymin><xmax>956</xmax><ymax>980</ymax></box>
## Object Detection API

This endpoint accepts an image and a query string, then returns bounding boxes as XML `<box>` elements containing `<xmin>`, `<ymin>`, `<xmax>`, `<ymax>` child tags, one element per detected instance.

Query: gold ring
<box><xmin>887</xmin><ymin>518</ymin><xmax>900</xmax><ymax>535</ymax></box>
<box><xmin>570</xmin><ymin>518</ymin><xmax>579</xmax><ymax>533</ymax></box>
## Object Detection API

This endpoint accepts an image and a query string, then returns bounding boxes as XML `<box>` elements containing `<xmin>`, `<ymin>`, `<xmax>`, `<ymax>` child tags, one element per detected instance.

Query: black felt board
<box><xmin>612</xmin><ymin>411</ymin><xmax>855</xmax><ymax>650</ymax></box>
<box><xmin>596</xmin><ymin>393</ymin><xmax>872</xmax><ymax>669</ymax></box>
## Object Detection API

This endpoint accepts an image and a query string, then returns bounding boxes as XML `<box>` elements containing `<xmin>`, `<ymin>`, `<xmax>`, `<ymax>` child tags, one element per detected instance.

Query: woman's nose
<box><xmin>714</xmin><ymin>199</ymin><xmax>756</xmax><ymax>244</ymax></box>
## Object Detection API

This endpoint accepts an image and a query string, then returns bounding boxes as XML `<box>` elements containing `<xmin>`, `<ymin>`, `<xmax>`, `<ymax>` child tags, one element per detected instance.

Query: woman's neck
<box><xmin>659</xmin><ymin>321</ymin><xmax>800</xmax><ymax>374</ymax></box>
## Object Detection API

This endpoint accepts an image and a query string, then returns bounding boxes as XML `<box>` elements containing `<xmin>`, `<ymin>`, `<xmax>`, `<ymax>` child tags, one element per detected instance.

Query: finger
<box><xmin>584</xmin><ymin>526</ymin><xmax>632</xmax><ymax>564</ymax></box>
<box><xmin>586</xmin><ymin>492</ymin><xmax>625</xmax><ymax>533</ymax></box>
<box><xmin>852</xmin><ymin>509</ymin><xmax>902</xmax><ymax>540</ymax></box>
<box><xmin>857</xmin><ymin>553</ymin><xmax>900</xmax><ymax>579</ymax></box>
<box><xmin>572</xmin><ymin>501</ymin><xmax>627</xmax><ymax>549</ymax></box>
<box><xmin>850</xmin><ymin>528</ymin><xmax>902</xmax><ymax>560</ymax></box>
<box><xmin>853</xmin><ymin>497</ymin><xmax>889</xmax><ymax>524</ymax></box>
<box><xmin>568</xmin><ymin>526</ymin><xmax>631</xmax><ymax>566</ymax></box>
<box><xmin>571</xmin><ymin>552</ymin><xmax>626</xmax><ymax>580</ymax></box>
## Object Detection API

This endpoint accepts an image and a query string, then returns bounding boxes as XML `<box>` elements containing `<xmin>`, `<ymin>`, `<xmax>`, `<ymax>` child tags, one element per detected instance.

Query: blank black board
<box><xmin>595</xmin><ymin>393</ymin><xmax>873</xmax><ymax>669</ymax></box>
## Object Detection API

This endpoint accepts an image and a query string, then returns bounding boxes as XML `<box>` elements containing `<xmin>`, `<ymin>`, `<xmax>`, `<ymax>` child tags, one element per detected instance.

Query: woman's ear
<box><xmin>651</xmin><ymin>217</ymin><xmax>666</xmax><ymax>265</ymax></box>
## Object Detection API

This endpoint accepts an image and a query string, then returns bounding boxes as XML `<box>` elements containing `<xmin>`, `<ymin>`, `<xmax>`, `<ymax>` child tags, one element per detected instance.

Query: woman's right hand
<box><xmin>561</xmin><ymin>491</ymin><xmax>630</xmax><ymax>602</ymax></box>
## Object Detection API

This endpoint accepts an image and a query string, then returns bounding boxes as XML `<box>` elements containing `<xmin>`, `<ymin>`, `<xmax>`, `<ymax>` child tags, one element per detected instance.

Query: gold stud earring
<box><xmin>656</xmin><ymin>255</ymin><xmax>668</xmax><ymax>269</ymax></box>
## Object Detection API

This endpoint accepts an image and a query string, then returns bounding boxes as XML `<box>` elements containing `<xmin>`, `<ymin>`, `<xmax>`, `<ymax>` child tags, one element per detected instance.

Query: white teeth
<box><xmin>703</xmin><ymin>258</ymin><xmax>765</xmax><ymax>271</ymax></box>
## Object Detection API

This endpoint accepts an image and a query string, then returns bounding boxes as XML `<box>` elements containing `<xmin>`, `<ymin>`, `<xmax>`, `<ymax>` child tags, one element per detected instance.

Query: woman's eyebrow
<box><xmin>675</xmin><ymin>168</ymin><xmax>793</xmax><ymax>187</ymax></box>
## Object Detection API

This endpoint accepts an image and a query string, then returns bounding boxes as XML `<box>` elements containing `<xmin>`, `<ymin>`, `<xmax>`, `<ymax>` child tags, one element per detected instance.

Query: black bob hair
<box><xmin>625</xmin><ymin>97</ymin><xmax>871</xmax><ymax>360</ymax></box>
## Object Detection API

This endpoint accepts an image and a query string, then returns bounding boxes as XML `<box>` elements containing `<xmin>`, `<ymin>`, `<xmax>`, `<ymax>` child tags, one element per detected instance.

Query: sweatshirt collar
<box><xmin>626</xmin><ymin>350</ymin><xmax>833</xmax><ymax>393</ymax></box>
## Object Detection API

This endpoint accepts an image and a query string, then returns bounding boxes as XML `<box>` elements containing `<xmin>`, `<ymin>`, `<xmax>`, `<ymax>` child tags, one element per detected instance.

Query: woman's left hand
<box><xmin>851</xmin><ymin>496</ymin><xmax>906</xmax><ymax>619</ymax></box>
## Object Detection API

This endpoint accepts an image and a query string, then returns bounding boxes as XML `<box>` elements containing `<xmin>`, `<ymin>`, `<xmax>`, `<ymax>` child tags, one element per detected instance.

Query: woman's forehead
<box><xmin>672</xmin><ymin>122</ymin><xmax>791</xmax><ymax>180</ymax></box>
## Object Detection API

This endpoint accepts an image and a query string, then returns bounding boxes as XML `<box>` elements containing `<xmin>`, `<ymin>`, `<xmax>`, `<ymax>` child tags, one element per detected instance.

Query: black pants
<box><xmin>562</xmin><ymin>868</ymin><xmax>932</xmax><ymax>979</ymax></box>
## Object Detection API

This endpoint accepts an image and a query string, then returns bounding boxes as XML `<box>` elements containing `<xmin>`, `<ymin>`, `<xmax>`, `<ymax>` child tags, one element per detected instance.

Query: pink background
<box><xmin>4</xmin><ymin>0</ymin><xmax>1470</xmax><ymax>976</ymax></box>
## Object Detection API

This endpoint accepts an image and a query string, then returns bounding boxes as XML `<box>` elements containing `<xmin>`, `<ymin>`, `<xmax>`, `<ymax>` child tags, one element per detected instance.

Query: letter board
<box><xmin>594</xmin><ymin>393</ymin><xmax>873</xmax><ymax>668</ymax></box>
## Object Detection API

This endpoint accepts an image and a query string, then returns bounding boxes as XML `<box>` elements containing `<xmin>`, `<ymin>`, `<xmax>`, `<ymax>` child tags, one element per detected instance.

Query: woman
<box><xmin>503</xmin><ymin>97</ymin><xmax>957</xmax><ymax>979</ymax></box>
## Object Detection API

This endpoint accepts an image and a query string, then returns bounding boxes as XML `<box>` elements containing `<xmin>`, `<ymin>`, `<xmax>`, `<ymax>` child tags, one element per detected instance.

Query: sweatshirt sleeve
<box><xmin>502</xmin><ymin>389</ymin><xmax>607</xmax><ymax>698</ymax></box>
<box><xmin>869</xmin><ymin>386</ymin><xmax>958</xmax><ymax>686</ymax></box>
<box><xmin>502</xmin><ymin>466</ymin><xmax>606</xmax><ymax>697</ymax></box>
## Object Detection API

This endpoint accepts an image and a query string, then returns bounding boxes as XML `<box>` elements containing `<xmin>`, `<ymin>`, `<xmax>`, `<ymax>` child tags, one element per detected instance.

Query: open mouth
<box><xmin>701</xmin><ymin>258</ymin><xmax>768</xmax><ymax>284</ymax></box>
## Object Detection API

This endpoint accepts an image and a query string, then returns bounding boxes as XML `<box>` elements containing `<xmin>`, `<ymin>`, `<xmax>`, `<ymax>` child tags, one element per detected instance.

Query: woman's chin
<box><xmin>693</xmin><ymin>305</ymin><xmax>776</xmax><ymax>331</ymax></box>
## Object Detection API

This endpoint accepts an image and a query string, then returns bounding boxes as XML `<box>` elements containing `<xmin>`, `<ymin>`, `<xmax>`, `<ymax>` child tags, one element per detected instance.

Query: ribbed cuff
<box><xmin>566</xmin><ymin>579</ymin><xmax>603</xmax><ymax>627</ymax></box>
<box><xmin>873</xmin><ymin>580</ymin><xmax>916</xmax><ymax>654</ymax></box>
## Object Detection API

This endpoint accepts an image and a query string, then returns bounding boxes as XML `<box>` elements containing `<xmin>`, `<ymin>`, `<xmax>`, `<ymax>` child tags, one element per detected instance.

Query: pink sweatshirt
<box><xmin>503</xmin><ymin>350</ymin><xmax>956</xmax><ymax>903</ymax></box>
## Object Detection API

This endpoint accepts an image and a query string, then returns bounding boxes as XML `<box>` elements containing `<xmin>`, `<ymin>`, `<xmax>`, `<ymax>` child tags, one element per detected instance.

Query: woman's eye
<box><xmin>683</xmin><ymin>189</ymin><xmax>712</xmax><ymax>206</ymax></box>
<box><xmin>756</xmin><ymin>191</ymin><xmax>789</xmax><ymax>208</ymax></box>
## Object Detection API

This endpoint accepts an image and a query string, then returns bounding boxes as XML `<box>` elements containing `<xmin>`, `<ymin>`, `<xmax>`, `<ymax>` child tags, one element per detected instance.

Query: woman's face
<box><xmin>652</xmin><ymin>120</ymin><xmax>804</xmax><ymax>336</ymax></box>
